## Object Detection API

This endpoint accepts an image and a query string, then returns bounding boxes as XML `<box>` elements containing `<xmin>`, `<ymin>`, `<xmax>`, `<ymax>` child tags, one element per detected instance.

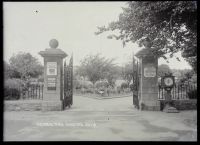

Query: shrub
<box><xmin>81</xmin><ymin>81</ymin><xmax>93</xmax><ymax>89</ymax></box>
<box><xmin>73</xmin><ymin>80</ymin><xmax>81</xmax><ymax>89</ymax></box>
<box><xmin>4</xmin><ymin>78</ymin><xmax>25</xmax><ymax>100</ymax></box>
<box><xmin>85</xmin><ymin>88</ymin><xmax>94</xmax><ymax>94</ymax></box>
<box><xmin>74</xmin><ymin>80</ymin><xmax>93</xmax><ymax>90</ymax></box>
<box><xmin>121</xmin><ymin>82</ymin><xmax>129</xmax><ymax>90</ymax></box>
<box><xmin>187</xmin><ymin>89</ymin><xmax>197</xmax><ymax>99</ymax></box>
<box><xmin>95</xmin><ymin>81</ymin><xmax>109</xmax><ymax>89</ymax></box>
<box><xmin>117</xmin><ymin>86</ymin><xmax>121</xmax><ymax>94</ymax></box>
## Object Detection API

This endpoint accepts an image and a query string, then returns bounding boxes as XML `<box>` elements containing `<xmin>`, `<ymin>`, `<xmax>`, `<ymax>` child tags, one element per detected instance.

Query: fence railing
<box><xmin>158</xmin><ymin>83</ymin><xmax>197</xmax><ymax>100</ymax></box>
<box><xmin>20</xmin><ymin>84</ymin><xmax>44</xmax><ymax>100</ymax></box>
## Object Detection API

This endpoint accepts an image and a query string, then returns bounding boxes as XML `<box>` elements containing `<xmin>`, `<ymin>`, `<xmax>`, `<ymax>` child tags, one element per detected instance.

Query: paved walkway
<box><xmin>4</xmin><ymin>95</ymin><xmax>197</xmax><ymax>141</ymax></box>
<box><xmin>69</xmin><ymin>94</ymin><xmax>134</xmax><ymax>111</ymax></box>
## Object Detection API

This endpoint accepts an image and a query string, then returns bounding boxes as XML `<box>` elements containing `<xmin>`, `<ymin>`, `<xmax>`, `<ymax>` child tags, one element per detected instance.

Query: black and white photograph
<box><xmin>3</xmin><ymin>1</ymin><xmax>197</xmax><ymax>141</ymax></box>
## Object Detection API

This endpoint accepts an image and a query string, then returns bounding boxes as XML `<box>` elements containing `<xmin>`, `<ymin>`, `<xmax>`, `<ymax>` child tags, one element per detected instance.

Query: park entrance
<box><xmin>38</xmin><ymin>39</ymin><xmax>196</xmax><ymax>111</ymax></box>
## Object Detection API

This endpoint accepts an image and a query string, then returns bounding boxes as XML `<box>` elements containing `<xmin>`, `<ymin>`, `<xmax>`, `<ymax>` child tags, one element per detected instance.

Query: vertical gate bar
<box><xmin>174</xmin><ymin>85</ymin><xmax>176</xmax><ymax>100</ymax></box>
<box><xmin>158</xmin><ymin>85</ymin><xmax>160</xmax><ymax>100</ymax></box>
<box><xmin>172</xmin><ymin>86</ymin><xmax>173</xmax><ymax>99</ymax></box>
<box><xmin>28</xmin><ymin>85</ymin><xmax>30</xmax><ymax>99</ymax></box>
<box><xmin>31</xmin><ymin>85</ymin><xmax>32</xmax><ymax>99</ymax></box>
<box><xmin>30</xmin><ymin>85</ymin><xmax>32</xmax><ymax>99</ymax></box>
<box><xmin>30</xmin><ymin>86</ymin><xmax>32</xmax><ymax>99</ymax></box>
<box><xmin>29</xmin><ymin>85</ymin><xmax>31</xmax><ymax>99</ymax></box>
<box><xmin>29</xmin><ymin>85</ymin><xmax>30</xmax><ymax>99</ymax></box>
<box><xmin>36</xmin><ymin>85</ymin><xmax>38</xmax><ymax>99</ymax></box>
<box><xmin>185</xmin><ymin>84</ymin><xmax>187</xmax><ymax>99</ymax></box>
<box><xmin>186</xmin><ymin>84</ymin><xmax>188</xmax><ymax>99</ymax></box>
<box><xmin>64</xmin><ymin>60</ymin><xmax>66</xmax><ymax>108</ymax></box>
<box><xmin>33</xmin><ymin>85</ymin><xmax>35</xmax><ymax>99</ymax></box>
<box><xmin>35</xmin><ymin>85</ymin><xmax>36</xmax><ymax>99</ymax></box>
<box><xmin>19</xmin><ymin>86</ymin><xmax>21</xmax><ymax>99</ymax></box>
<box><xmin>39</xmin><ymin>84</ymin><xmax>40</xmax><ymax>99</ymax></box>
<box><xmin>42</xmin><ymin>84</ymin><xmax>43</xmax><ymax>100</ymax></box>
<box><xmin>40</xmin><ymin>84</ymin><xmax>42</xmax><ymax>99</ymax></box>
<box><xmin>28</xmin><ymin>85</ymin><xmax>29</xmax><ymax>99</ymax></box>
<box><xmin>158</xmin><ymin>85</ymin><xmax>161</xmax><ymax>100</ymax></box>
<box><xmin>181</xmin><ymin>85</ymin><xmax>183</xmax><ymax>99</ymax></box>
<box><xmin>33</xmin><ymin>85</ymin><xmax>34</xmax><ymax>99</ymax></box>
<box><xmin>188</xmin><ymin>85</ymin><xmax>191</xmax><ymax>92</ymax></box>
<box><xmin>178</xmin><ymin>84</ymin><xmax>179</xmax><ymax>100</ymax></box>
<box><xmin>136</xmin><ymin>61</ymin><xmax>138</xmax><ymax>102</ymax></box>
<box><xmin>133</xmin><ymin>73</ymin><xmax>134</xmax><ymax>105</ymax></box>
<box><xmin>71</xmin><ymin>55</ymin><xmax>73</xmax><ymax>105</ymax></box>
<box><xmin>180</xmin><ymin>85</ymin><xmax>181</xmax><ymax>100</ymax></box>
<box><xmin>183</xmin><ymin>84</ymin><xmax>185</xmax><ymax>100</ymax></box>
<box><xmin>32</xmin><ymin>85</ymin><xmax>33</xmax><ymax>99</ymax></box>
<box><xmin>175</xmin><ymin>85</ymin><xmax>177</xmax><ymax>100</ymax></box>
<box><xmin>36</xmin><ymin>85</ymin><xmax>37</xmax><ymax>99</ymax></box>
<box><xmin>34</xmin><ymin>85</ymin><xmax>35</xmax><ymax>99</ymax></box>
<box><xmin>37</xmin><ymin>85</ymin><xmax>39</xmax><ymax>99</ymax></box>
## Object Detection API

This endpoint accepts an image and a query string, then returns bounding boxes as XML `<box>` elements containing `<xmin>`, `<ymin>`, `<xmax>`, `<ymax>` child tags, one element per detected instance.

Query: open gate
<box><xmin>132</xmin><ymin>59</ymin><xmax>139</xmax><ymax>109</ymax></box>
<box><xmin>64</xmin><ymin>55</ymin><xmax>73</xmax><ymax>108</ymax></box>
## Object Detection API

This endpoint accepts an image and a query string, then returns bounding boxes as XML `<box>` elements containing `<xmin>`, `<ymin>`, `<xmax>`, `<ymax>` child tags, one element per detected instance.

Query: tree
<box><xmin>9</xmin><ymin>52</ymin><xmax>43</xmax><ymax>80</ymax></box>
<box><xmin>77</xmin><ymin>54</ymin><xmax>117</xmax><ymax>85</ymax></box>
<box><xmin>4</xmin><ymin>61</ymin><xmax>20</xmax><ymax>79</ymax></box>
<box><xmin>158</xmin><ymin>64</ymin><xmax>172</xmax><ymax>77</ymax></box>
<box><xmin>95</xmin><ymin>1</ymin><xmax>197</xmax><ymax>72</ymax></box>
<box><xmin>122</xmin><ymin>57</ymin><xmax>137</xmax><ymax>86</ymax></box>
<box><xmin>171</xmin><ymin>68</ymin><xmax>194</xmax><ymax>84</ymax></box>
<box><xmin>178</xmin><ymin>69</ymin><xmax>195</xmax><ymax>84</ymax></box>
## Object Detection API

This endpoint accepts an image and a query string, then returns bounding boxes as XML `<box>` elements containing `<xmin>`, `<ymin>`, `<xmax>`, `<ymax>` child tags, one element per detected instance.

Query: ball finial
<box><xmin>49</xmin><ymin>39</ymin><xmax>59</xmax><ymax>48</ymax></box>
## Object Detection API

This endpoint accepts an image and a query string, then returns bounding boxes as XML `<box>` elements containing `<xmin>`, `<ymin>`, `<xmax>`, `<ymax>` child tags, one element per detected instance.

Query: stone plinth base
<box><xmin>140</xmin><ymin>101</ymin><xmax>160</xmax><ymax>111</ymax></box>
<box><xmin>42</xmin><ymin>100</ymin><xmax>63</xmax><ymax>111</ymax></box>
<box><xmin>140</xmin><ymin>105</ymin><xmax>160</xmax><ymax>111</ymax></box>
<box><xmin>163</xmin><ymin>104</ymin><xmax>179</xmax><ymax>113</ymax></box>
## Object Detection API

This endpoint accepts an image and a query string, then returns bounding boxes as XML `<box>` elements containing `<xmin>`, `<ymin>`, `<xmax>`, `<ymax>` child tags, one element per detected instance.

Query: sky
<box><xmin>3</xmin><ymin>2</ymin><xmax>192</xmax><ymax>69</ymax></box>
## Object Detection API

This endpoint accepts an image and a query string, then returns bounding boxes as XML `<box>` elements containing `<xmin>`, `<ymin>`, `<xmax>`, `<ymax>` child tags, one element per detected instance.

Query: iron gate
<box><xmin>132</xmin><ymin>60</ymin><xmax>139</xmax><ymax>109</ymax></box>
<box><xmin>64</xmin><ymin>55</ymin><xmax>73</xmax><ymax>108</ymax></box>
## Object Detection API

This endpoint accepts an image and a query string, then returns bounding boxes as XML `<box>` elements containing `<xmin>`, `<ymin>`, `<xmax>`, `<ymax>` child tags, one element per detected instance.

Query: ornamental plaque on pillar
<box><xmin>39</xmin><ymin>39</ymin><xmax>67</xmax><ymax>111</ymax></box>
<box><xmin>144</xmin><ymin>66</ymin><xmax>156</xmax><ymax>78</ymax></box>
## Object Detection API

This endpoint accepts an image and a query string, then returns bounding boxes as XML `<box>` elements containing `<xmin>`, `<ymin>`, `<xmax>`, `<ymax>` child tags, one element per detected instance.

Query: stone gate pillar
<box><xmin>39</xmin><ymin>39</ymin><xmax>67</xmax><ymax>111</ymax></box>
<box><xmin>135</xmin><ymin>40</ymin><xmax>160</xmax><ymax>111</ymax></box>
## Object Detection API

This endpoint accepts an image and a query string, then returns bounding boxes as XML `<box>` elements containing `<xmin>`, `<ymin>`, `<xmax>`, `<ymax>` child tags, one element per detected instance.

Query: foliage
<box><xmin>77</xmin><ymin>54</ymin><xmax>117</xmax><ymax>85</ymax></box>
<box><xmin>122</xmin><ymin>57</ymin><xmax>138</xmax><ymax>86</ymax></box>
<box><xmin>4</xmin><ymin>61</ymin><xmax>20</xmax><ymax>79</ymax></box>
<box><xmin>37</xmin><ymin>75</ymin><xmax>44</xmax><ymax>82</ymax></box>
<box><xmin>158</xmin><ymin>64</ymin><xmax>172</xmax><ymax>77</ymax></box>
<box><xmin>190</xmin><ymin>73</ymin><xmax>197</xmax><ymax>83</ymax></box>
<box><xmin>129</xmin><ymin>83</ymin><xmax>138</xmax><ymax>92</ymax></box>
<box><xmin>187</xmin><ymin>89</ymin><xmax>197</xmax><ymax>99</ymax></box>
<box><xmin>172</xmin><ymin>69</ymin><xmax>195</xmax><ymax>84</ymax></box>
<box><xmin>96</xmin><ymin>1</ymin><xmax>197</xmax><ymax>72</ymax></box>
<box><xmin>120</xmin><ymin>82</ymin><xmax>129</xmax><ymax>89</ymax></box>
<box><xmin>8</xmin><ymin>52</ymin><xmax>43</xmax><ymax>80</ymax></box>
<box><xmin>95</xmin><ymin>80</ymin><xmax>109</xmax><ymax>89</ymax></box>
<box><xmin>4</xmin><ymin>78</ymin><xmax>25</xmax><ymax>100</ymax></box>
<box><xmin>74</xmin><ymin>80</ymin><xmax>93</xmax><ymax>90</ymax></box>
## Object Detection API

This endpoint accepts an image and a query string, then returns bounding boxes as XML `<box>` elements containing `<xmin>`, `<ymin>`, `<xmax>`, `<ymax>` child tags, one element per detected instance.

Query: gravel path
<box><xmin>4</xmin><ymin>95</ymin><xmax>197</xmax><ymax>141</ymax></box>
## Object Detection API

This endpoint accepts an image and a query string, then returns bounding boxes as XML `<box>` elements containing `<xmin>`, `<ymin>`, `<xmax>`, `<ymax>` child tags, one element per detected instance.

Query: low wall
<box><xmin>160</xmin><ymin>99</ymin><xmax>197</xmax><ymax>111</ymax></box>
<box><xmin>4</xmin><ymin>100</ymin><xmax>42</xmax><ymax>111</ymax></box>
